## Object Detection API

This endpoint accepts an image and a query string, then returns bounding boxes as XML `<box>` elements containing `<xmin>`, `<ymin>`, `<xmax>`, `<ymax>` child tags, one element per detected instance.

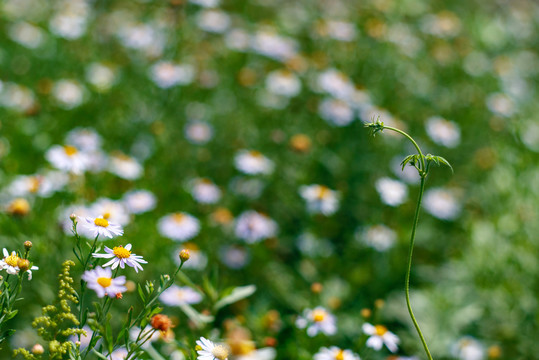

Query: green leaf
<box><xmin>214</xmin><ymin>285</ymin><xmax>256</xmax><ymax>311</ymax></box>
<box><xmin>137</xmin><ymin>284</ymin><xmax>145</xmax><ymax>302</ymax></box>
<box><xmin>91</xmin><ymin>349</ymin><xmax>108</xmax><ymax>360</ymax></box>
<box><xmin>179</xmin><ymin>303</ymin><xmax>214</xmax><ymax>328</ymax></box>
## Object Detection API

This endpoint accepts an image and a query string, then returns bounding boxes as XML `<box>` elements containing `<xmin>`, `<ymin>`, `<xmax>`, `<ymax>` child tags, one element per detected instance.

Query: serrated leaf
<box><xmin>214</xmin><ymin>285</ymin><xmax>256</xmax><ymax>311</ymax></box>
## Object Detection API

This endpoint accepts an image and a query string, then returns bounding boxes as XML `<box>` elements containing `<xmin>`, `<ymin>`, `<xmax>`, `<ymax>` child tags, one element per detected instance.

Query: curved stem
<box><xmin>405</xmin><ymin>177</ymin><xmax>433</xmax><ymax>360</ymax></box>
<box><xmin>382</xmin><ymin>126</ymin><xmax>426</xmax><ymax>172</ymax></box>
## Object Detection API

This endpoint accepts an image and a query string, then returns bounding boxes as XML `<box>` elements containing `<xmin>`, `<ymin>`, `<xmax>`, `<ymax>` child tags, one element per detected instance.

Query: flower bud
<box><xmin>69</xmin><ymin>213</ymin><xmax>77</xmax><ymax>221</ymax></box>
<box><xmin>31</xmin><ymin>344</ymin><xmax>44</xmax><ymax>355</ymax></box>
<box><xmin>7</xmin><ymin>198</ymin><xmax>30</xmax><ymax>216</ymax></box>
<box><xmin>24</xmin><ymin>241</ymin><xmax>33</xmax><ymax>251</ymax></box>
<box><xmin>310</xmin><ymin>282</ymin><xmax>323</xmax><ymax>294</ymax></box>
<box><xmin>17</xmin><ymin>259</ymin><xmax>30</xmax><ymax>272</ymax></box>
<box><xmin>179</xmin><ymin>249</ymin><xmax>190</xmax><ymax>263</ymax></box>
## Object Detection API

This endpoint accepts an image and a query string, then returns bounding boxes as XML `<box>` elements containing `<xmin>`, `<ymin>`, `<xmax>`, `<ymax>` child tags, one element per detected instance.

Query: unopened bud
<box><xmin>7</xmin><ymin>198</ymin><xmax>30</xmax><ymax>216</ymax></box>
<box><xmin>70</xmin><ymin>213</ymin><xmax>77</xmax><ymax>221</ymax></box>
<box><xmin>360</xmin><ymin>308</ymin><xmax>372</xmax><ymax>318</ymax></box>
<box><xmin>31</xmin><ymin>344</ymin><xmax>44</xmax><ymax>355</ymax></box>
<box><xmin>24</xmin><ymin>241</ymin><xmax>33</xmax><ymax>251</ymax></box>
<box><xmin>17</xmin><ymin>259</ymin><xmax>30</xmax><ymax>272</ymax></box>
<box><xmin>179</xmin><ymin>249</ymin><xmax>190</xmax><ymax>263</ymax></box>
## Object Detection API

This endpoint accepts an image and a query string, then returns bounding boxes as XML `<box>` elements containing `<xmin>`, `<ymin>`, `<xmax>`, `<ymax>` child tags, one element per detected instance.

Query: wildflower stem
<box><xmin>405</xmin><ymin>177</ymin><xmax>433</xmax><ymax>360</ymax></box>
<box><xmin>381</xmin><ymin>126</ymin><xmax>426</xmax><ymax>173</ymax></box>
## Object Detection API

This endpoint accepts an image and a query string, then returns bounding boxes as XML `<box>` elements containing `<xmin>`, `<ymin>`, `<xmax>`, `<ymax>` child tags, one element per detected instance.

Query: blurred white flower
<box><xmin>234</xmin><ymin>150</ymin><xmax>274</xmax><ymax>175</ymax></box>
<box><xmin>425</xmin><ymin>116</ymin><xmax>461</xmax><ymax>148</ymax></box>
<box><xmin>197</xmin><ymin>9</ymin><xmax>231</xmax><ymax>33</ymax></box>
<box><xmin>8</xmin><ymin>22</ymin><xmax>45</xmax><ymax>49</ymax></box>
<box><xmin>362</xmin><ymin>323</ymin><xmax>399</xmax><ymax>353</ymax></box>
<box><xmin>108</xmin><ymin>347</ymin><xmax>128</xmax><ymax>360</ymax></box>
<box><xmin>185</xmin><ymin>121</ymin><xmax>214</xmax><ymax>144</ymax></box>
<box><xmin>158</xmin><ymin>212</ymin><xmax>200</xmax><ymax>241</ymax></box>
<box><xmin>314</xmin><ymin>346</ymin><xmax>359</xmax><ymax>360</ymax></box>
<box><xmin>66</xmin><ymin>128</ymin><xmax>102</xmax><ymax>152</ymax></box>
<box><xmin>236</xmin><ymin>348</ymin><xmax>276</xmax><ymax>360</ymax></box>
<box><xmin>235</xmin><ymin>211</ymin><xmax>278</xmax><ymax>243</ymax></box>
<box><xmin>319</xmin><ymin>98</ymin><xmax>355</xmax><ymax>126</ymax></box>
<box><xmin>375</xmin><ymin>177</ymin><xmax>408</xmax><ymax>206</ymax></box>
<box><xmin>189</xmin><ymin>178</ymin><xmax>222</xmax><ymax>204</ymax></box>
<box><xmin>358</xmin><ymin>224</ymin><xmax>397</xmax><ymax>252</ymax></box>
<box><xmin>265</xmin><ymin>70</ymin><xmax>301</xmax><ymax>97</ymax></box>
<box><xmin>86</xmin><ymin>63</ymin><xmax>117</xmax><ymax>92</ymax></box>
<box><xmin>49</xmin><ymin>12</ymin><xmax>88</xmax><ymax>40</ymax></box>
<box><xmin>299</xmin><ymin>184</ymin><xmax>339</xmax><ymax>215</ymax></box>
<box><xmin>486</xmin><ymin>93</ymin><xmax>515</xmax><ymax>117</ymax></box>
<box><xmin>326</xmin><ymin>21</ymin><xmax>357</xmax><ymax>42</ymax></box>
<box><xmin>123</xmin><ymin>190</ymin><xmax>157</xmax><ymax>214</ymax></box>
<box><xmin>108</xmin><ymin>153</ymin><xmax>143</xmax><ymax>180</ymax></box>
<box><xmin>160</xmin><ymin>285</ymin><xmax>202</xmax><ymax>306</ymax></box>
<box><xmin>150</xmin><ymin>61</ymin><xmax>195</xmax><ymax>88</ymax></box>
<box><xmin>317</xmin><ymin>69</ymin><xmax>355</xmax><ymax>101</ymax></box>
<box><xmin>251</xmin><ymin>30</ymin><xmax>298</xmax><ymax>62</ymax></box>
<box><xmin>420</xmin><ymin>12</ymin><xmax>461</xmax><ymax>38</ymax></box>
<box><xmin>7</xmin><ymin>171</ymin><xmax>68</xmax><ymax>198</ymax></box>
<box><xmin>225</xmin><ymin>28</ymin><xmax>250</xmax><ymax>51</ymax></box>
<box><xmin>220</xmin><ymin>245</ymin><xmax>250</xmax><ymax>269</ymax></box>
<box><xmin>451</xmin><ymin>337</ymin><xmax>485</xmax><ymax>360</ymax></box>
<box><xmin>45</xmin><ymin>145</ymin><xmax>89</xmax><ymax>175</ymax></box>
<box><xmin>423</xmin><ymin>188</ymin><xmax>461</xmax><ymax>220</ymax></box>
<box><xmin>90</xmin><ymin>198</ymin><xmax>130</xmax><ymax>226</ymax></box>
<box><xmin>0</xmin><ymin>83</ymin><xmax>36</xmax><ymax>112</ymax></box>
<box><xmin>296</xmin><ymin>307</ymin><xmax>337</xmax><ymax>337</ymax></box>
<box><xmin>52</xmin><ymin>80</ymin><xmax>85</xmax><ymax>109</ymax></box>
<box><xmin>189</xmin><ymin>0</ymin><xmax>220</xmax><ymax>7</ymax></box>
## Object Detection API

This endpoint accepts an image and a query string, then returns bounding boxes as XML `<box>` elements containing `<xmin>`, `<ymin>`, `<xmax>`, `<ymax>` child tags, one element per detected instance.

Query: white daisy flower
<box><xmin>0</xmin><ymin>248</ymin><xmax>38</xmax><ymax>280</ymax></box>
<box><xmin>423</xmin><ymin>188</ymin><xmax>461</xmax><ymax>220</ymax></box>
<box><xmin>317</xmin><ymin>68</ymin><xmax>355</xmax><ymax>101</ymax></box>
<box><xmin>45</xmin><ymin>144</ymin><xmax>89</xmax><ymax>175</ymax></box>
<box><xmin>196</xmin><ymin>337</ymin><xmax>229</xmax><ymax>360</ymax></box>
<box><xmin>314</xmin><ymin>346</ymin><xmax>360</xmax><ymax>360</ymax></box>
<box><xmin>189</xmin><ymin>178</ymin><xmax>222</xmax><ymax>204</ymax></box>
<box><xmin>451</xmin><ymin>337</ymin><xmax>485</xmax><ymax>360</ymax></box>
<box><xmin>318</xmin><ymin>98</ymin><xmax>355</xmax><ymax>127</ymax></box>
<box><xmin>80</xmin><ymin>216</ymin><xmax>124</xmax><ymax>239</ymax></box>
<box><xmin>295</xmin><ymin>307</ymin><xmax>337</xmax><ymax>337</ymax></box>
<box><xmin>425</xmin><ymin>116</ymin><xmax>461</xmax><ymax>148</ymax></box>
<box><xmin>52</xmin><ymin>79</ymin><xmax>85</xmax><ymax>109</ymax></box>
<box><xmin>66</xmin><ymin>127</ymin><xmax>102</xmax><ymax>152</ymax></box>
<box><xmin>107</xmin><ymin>153</ymin><xmax>143</xmax><ymax>180</ymax></box>
<box><xmin>250</xmin><ymin>30</ymin><xmax>298</xmax><ymax>62</ymax></box>
<box><xmin>157</xmin><ymin>212</ymin><xmax>200</xmax><ymax>242</ymax></box>
<box><xmin>236</xmin><ymin>348</ymin><xmax>276</xmax><ymax>360</ymax></box>
<box><xmin>85</xmin><ymin>63</ymin><xmax>117</xmax><ymax>92</ymax></box>
<box><xmin>265</xmin><ymin>70</ymin><xmax>301</xmax><ymax>97</ymax></box>
<box><xmin>159</xmin><ymin>285</ymin><xmax>203</xmax><ymax>306</ymax></box>
<box><xmin>122</xmin><ymin>190</ymin><xmax>157</xmax><ymax>214</ymax></box>
<box><xmin>234</xmin><ymin>211</ymin><xmax>278</xmax><ymax>244</ymax></box>
<box><xmin>93</xmin><ymin>244</ymin><xmax>147</xmax><ymax>273</ymax></box>
<box><xmin>9</xmin><ymin>22</ymin><xmax>46</xmax><ymax>49</ymax></box>
<box><xmin>375</xmin><ymin>177</ymin><xmax>408</xmax><ymax>207</ymax></box>
<box><xmin>90</xmin><ymin>198</ymin><xmax>130</xmax><ymax>226</ymax></box>
<box><xmin>108</xmin><ymin>347</ymin><xmax>128</xmax><ymax>360</ymax></box>
<box><xmin>357</xmin><ymin>225</ymin><xmax>397</xmax><ymax>252</ymax></box>
<box><xmin>362</xmin><ymin>323</ymin><xmax>399</xmax><ymax>353</ymax></box>
<box><xmin>196</xmin><ymin>9</ymin><xmax>231</xmax><ymax>34</ymax></box>
<box><xmin>7</xmin><ymin>172</ymin><xmax>68</xmax><ymax>198</ymax></box>
<box><xmin>185</xmin><ymin>121</ymin><xmax>214</xmax><ymax>145</ymax></box>
<box><xmin>299</xmin><ymin>184</ymin><xmax>339</xmax><ymax>215</ymax></box>
<box><xmin>234</xmin><ymin>150</ymin><xmax>274</xmax><ymax>175</ymax></box>
<box><xmin>81</xmin><ymin>266</ymin><xmax>127</xmax><ymax>298</ymax></box>
<box><xmin>150</xmin><ymin>61</ymin><xmax>195</xmax><ymax>88</ymax></box>
<box><xmin>220</xmin><ymin>245</ymin><xmax>250</xmax><ymax>269</ymax></box>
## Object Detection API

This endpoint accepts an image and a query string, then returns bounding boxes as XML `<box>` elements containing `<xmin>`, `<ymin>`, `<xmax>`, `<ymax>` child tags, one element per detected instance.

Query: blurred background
<box><xmin>0</xmin><ymin>0</ymin><xmax>538</xmax><ymax>359</ymax></box>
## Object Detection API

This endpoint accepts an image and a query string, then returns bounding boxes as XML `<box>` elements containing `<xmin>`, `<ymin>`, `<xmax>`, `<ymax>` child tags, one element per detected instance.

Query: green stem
<box><xmin>382</xmin><ymin>126</ymin><xmax>426</xmax><ymax>172</ymax></box>
<box><xmin>405</xmin><ymin>177</ymin><xmax>433</xmax><ymax>360</ymax></box>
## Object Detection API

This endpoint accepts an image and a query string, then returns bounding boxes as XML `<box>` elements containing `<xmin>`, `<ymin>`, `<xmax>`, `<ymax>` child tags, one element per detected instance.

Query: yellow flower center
<box><xmin>312</xmin><ymin>309</ymin><xmax>326</xmax><ymax>322</ymax></box>
<box><xmin>97</xmin><ymin>277</ymin><xmax>112</xmax><ymax>288</ymax></box>
<box><xmin>211</xmin><ymin>345</ymin><xmax>229</xmax><ymax>360</ymax></box>
<box><xmin>316</xmin><ymin>186</ymin><xmax>330</xmax><ymax>199</ymax></box>
<box><xmin>374</xmin><ymin>325</ymin><xmax>388</xmax><ymax>336</ymax></box>
<box><xmin>64</xmin><ymin>145</ymin><xmax>78</xmax><ymax>156</ymax></box>
<box><xmin>249</xmin><ymin>150</ymin><xmax>262</xmax><ymax>158</ymax></box>
<box><xmin>94</xmin><ymin>218</ymin><xmax>109</xmax><ymax>227</ymax></box>
<box><xmin>5</xmin><ymin>253</ymin><xmax>20</xmax><ymax>267</ymax></box>
<box><xmin>102</xmin><ymin>212</ymin><xmax>111</xmax><ymax>220</ymax></box>
<box><xmin>113</xmin><ymin>246</ymin><xmax>131</xmax><ymax>259</ymax></box>
<box><xmin>335</xmin><ymin>349</ymin><xmax>345</xmax><ymax>360</ymax></box>
<box><xmin>29</xmin><ymin>177</ymin><xmax>41</xmax><ymax>193</ymax></box>
<box><xmin>172</xmin><ymin>213</ymin><xmax>185</xmax><ymax>223</ymax></box>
